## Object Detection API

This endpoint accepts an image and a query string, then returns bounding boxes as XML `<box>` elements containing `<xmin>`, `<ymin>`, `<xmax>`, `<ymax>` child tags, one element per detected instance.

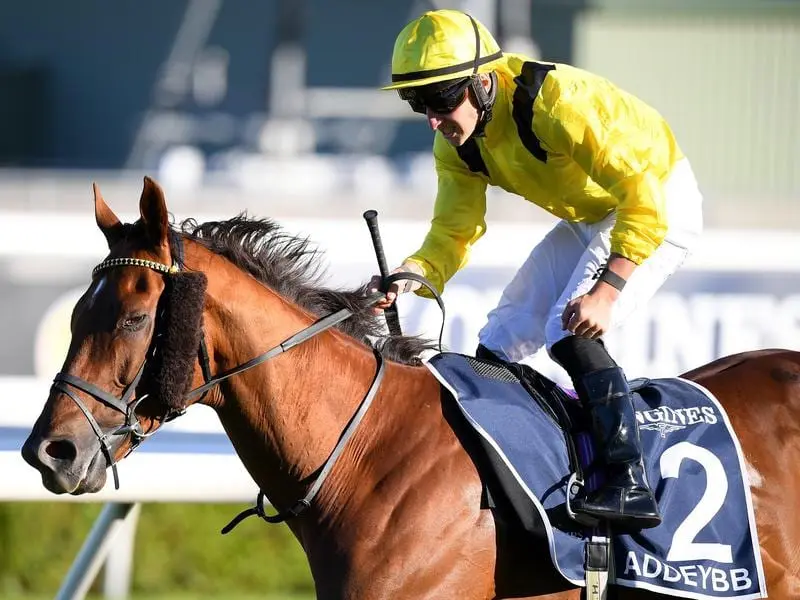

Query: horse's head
<box><xmin>22</xmin><ymin>177</ymin><xmax>207</xmax><ymax>494</ymax></box>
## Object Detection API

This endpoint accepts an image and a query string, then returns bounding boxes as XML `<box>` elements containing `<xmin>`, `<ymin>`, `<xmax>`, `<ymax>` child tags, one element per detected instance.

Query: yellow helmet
<box><xmin>383</xmin><ymin>10</ymin><xmax>503</xmax><ymax>90</ymax></box>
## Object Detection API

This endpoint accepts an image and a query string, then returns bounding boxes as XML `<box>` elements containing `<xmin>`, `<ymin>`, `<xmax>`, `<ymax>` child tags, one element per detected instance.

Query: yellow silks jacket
<box><xmin>406</xmin><ymin>54</ymin><xmax>685</xmax><ymax>296</ymax></box>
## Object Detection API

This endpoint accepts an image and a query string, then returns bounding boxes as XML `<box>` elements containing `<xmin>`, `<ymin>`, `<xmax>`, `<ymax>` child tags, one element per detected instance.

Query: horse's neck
<box><xmin>199</xmin><ymin>251</ymin><xmax>401</xmax><ymax>510</ymax></box>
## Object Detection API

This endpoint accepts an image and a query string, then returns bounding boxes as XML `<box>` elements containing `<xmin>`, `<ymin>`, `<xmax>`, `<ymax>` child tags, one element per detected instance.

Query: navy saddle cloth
<box><xmin>425</xmin><ymin>352</ymin><xmax>766</xmax><ymax>600</ymax></box>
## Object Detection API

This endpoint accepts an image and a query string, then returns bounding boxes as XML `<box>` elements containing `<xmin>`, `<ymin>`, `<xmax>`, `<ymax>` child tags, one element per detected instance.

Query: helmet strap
<box><xmin>470</xmin><ymin>71</ymin><xmax>497</xmax><ymax>137</ymax></box>
<box><xmin>464</xmin><ymin>11</ymin><xmax>495</xmax><ymax>137</ymax></box>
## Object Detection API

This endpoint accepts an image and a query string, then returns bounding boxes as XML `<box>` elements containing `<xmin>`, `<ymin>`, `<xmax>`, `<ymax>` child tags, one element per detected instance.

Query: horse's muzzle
<box><xmin>21</xmin><ymin>432</ymin><xmax>107</xmax><ymax>494</ymax></box>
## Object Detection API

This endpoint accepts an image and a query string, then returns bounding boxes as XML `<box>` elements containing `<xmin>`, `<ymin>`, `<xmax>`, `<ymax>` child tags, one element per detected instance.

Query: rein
<box><xmin>53</xmin><ymin>231</ymin><xmax>444</xmax><ymax>530</ymax></box>
<box><xmin>51</xmin><ymin>232</ymin><xmax>444</xmax><ymax>533</ymax></box>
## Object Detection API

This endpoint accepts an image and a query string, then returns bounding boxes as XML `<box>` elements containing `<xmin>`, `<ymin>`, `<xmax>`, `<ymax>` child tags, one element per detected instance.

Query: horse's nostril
<box><xmin>44</xmin><ymin>439</ymin><xmax>77</xmax><ymax>462</ymax></box>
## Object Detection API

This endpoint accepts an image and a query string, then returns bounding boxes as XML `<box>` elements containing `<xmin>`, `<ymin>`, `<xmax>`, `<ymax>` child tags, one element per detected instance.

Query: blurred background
<box><xmin>1</xmin><ymin>0</ymin><xmax>799</xmax><ymax>598</ymax></box>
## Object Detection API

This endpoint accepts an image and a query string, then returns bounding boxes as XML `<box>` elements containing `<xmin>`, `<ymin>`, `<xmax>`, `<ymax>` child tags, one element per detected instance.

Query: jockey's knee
<box><xmin>475</xmin><ymin>343</ymin><xmax>505</xmax><ymax>362</ymax></box>
<box><xmin>549</xmin><ymin>335</ymin><xmax>616</xmax><ymax>380</ymax></box>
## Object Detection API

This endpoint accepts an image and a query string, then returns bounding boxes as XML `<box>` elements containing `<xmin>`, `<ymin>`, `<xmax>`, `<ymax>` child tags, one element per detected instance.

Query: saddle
<box><xmin>426</xmin><ymin>352</ymin><xmax>766</xmax><ymax>599</ymax></box>
<box><xmin>459</xmin><ymin>353</ymin><xmax>603</xmax><ymax>526</ymax></box>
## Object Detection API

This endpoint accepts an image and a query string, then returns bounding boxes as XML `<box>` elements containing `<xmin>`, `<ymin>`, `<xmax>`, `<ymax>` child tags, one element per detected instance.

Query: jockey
<box><xmin>368</xmin><ymin>9</ymin><xmax>704</xmax><ymax>530</ymax></box>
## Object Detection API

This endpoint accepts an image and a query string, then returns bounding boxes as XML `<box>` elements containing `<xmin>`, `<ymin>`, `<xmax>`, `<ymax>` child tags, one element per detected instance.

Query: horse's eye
<box><xmin>121</xmin><ymin>314</ymin><xmax>147</xmax><ymax>330</ymax></box>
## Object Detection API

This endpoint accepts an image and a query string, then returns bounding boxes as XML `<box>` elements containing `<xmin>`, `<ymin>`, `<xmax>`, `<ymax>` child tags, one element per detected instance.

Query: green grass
<box><xmin>0</xmin><ymin>502</ymin><xmax>315</xmax><ymax>597</ymax></box>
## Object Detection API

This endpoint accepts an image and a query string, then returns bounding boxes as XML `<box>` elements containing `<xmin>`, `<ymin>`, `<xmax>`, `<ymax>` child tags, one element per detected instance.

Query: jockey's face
<box><xmin>399</xmin><ymin>75</ymin><xmax>491</xmax><ymax>147</ymax></box>
<box><xmin>425</xmin><ymin>89</ymin><xmax>480</xmax><ymax>147</ymax></box>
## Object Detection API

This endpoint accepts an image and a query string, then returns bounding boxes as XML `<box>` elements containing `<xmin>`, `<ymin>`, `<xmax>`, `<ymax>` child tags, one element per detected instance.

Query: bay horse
<box><xmin>21</xmin><ymin>178</ymin><xmax>800</xmax><ymax>599</ymax></box>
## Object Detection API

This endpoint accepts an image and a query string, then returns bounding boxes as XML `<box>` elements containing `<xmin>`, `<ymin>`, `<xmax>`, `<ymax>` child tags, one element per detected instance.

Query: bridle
<box><xmin>50</xmin><ymin>230</ymin><xmax>443</xmax><ymax>530</ymax></box>
<box><xmin>49</xmin><ymin>232</ymin><xmax>387</xmax><ymax>518</ymax></box>
<box><xmin>50</xmin><ymin>238</ymin><xmax>212</xmax><ymax>489</ymax></box>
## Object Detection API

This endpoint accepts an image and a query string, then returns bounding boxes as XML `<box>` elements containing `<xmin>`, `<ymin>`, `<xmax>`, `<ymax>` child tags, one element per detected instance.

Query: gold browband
<box><xmin>92</xmin><ymin>257</ymin><xmax>179</xmax><ymax>278</ymax></box>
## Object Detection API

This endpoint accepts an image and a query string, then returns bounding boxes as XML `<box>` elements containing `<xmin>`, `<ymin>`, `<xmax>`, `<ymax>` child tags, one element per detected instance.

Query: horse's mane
<box><xmin>177</xmin><ymin>214</ymin><xmax>438</xmax><ymax>365</ymax></box>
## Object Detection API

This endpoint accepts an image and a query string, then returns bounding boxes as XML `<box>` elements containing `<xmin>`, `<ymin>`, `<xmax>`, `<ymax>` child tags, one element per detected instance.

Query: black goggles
<box><xmin>398</xmin><ymin>78</ymin><xmax>471</xmax><ymax>115</ymax></box>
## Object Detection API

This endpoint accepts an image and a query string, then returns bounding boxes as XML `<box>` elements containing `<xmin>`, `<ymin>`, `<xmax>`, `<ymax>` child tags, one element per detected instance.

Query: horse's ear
<box><xmin>139</xmin><ymin>176</ymin><xmax>170</xmax><ymax>249</ymax></box>
<box><xmin>93</xmin><ymin>182</ymin><xmax>123</xmax><ymax>248</ymax></box>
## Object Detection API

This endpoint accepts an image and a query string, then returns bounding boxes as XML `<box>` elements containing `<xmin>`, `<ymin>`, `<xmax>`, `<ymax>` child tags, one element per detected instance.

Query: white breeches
<box><xmin>477</xmin><ymin>158</ymin><xmax>704</xmax><ymax>363</ymax></box>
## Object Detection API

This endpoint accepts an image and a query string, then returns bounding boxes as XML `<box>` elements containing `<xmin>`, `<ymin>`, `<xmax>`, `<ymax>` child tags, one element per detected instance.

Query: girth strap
<box><xmin>221</xmin><ymin>347</ymin><xmax>386</xmax><ymax>532</ymax></box>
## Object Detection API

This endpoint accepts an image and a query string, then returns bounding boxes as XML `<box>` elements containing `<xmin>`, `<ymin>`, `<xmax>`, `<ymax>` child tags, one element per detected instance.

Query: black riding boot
<box><xmin>572</xmin><ymin>367</ymin><xmax>662</xmax><ymax>529</ymax></box>
<box><xmin>475</xmin><ymin>343</ymin><xmax>503</xmax><ymax>362</ymax></box>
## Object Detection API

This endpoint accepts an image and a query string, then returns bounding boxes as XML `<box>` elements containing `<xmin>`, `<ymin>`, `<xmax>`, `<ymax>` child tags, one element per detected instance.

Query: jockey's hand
<box><xmin>367</xmin><ymin>274</ymin><xmax>401</xmax><ymax>314</ymax></box>
<box><xmin>561</xmin><ymin>284</ymin><xmax>619</xmax><ymax>339</ymax></box>
<box><xmin>366</xmin><ymin>262</ymin><xmax>423</xmax><ymax>315</ymax></box>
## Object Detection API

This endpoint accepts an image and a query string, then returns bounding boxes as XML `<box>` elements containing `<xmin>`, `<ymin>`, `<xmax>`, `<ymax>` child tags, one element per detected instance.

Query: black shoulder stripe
<box><xmin>512</xmin><ymin>61</ymin><xmax>555</xmax><ymax>163</ymax></box>
<box><xmin>456</xmin><ymin>138</ymin><xmax>489</xmax><ymax>177</ymax></box>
